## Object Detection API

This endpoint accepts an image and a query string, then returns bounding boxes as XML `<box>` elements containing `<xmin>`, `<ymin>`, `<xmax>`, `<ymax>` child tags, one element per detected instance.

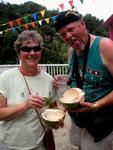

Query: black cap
<box><xmin>55</xmin><ymin>11</ymin><xmax>82</xmax><ymax>32</ymax></box>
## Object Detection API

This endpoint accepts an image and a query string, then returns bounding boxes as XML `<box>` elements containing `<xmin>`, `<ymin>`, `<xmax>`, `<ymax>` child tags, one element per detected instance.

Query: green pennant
<box><xmin>80</xmin><ymin>0</ymin><xmax>84</xmax><ymax>4</ymax></box>
<box><xmin>24</xmin><ymin>16</ymin><xmax>29</xmax><ymax>23</ymax></box>
<box><xmin>16</xmin><ymin>26</ymin><xmax>22</xmax><ymax>33</ymax></box>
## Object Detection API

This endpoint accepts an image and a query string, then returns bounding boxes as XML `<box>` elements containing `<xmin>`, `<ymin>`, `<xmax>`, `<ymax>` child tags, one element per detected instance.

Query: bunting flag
<box><xmin>45</xmin><ymin>18</ymin><xmax>50</xmax><ymax>24</ymax></box>
<box><xmin>2</xmin><ymin>14</ymin><xmax>58</xmax><ymax>33</ymax></box>
<box><xmin>31</xmin><ymin>22</ymin><xmax>36</xmax><ymax>28</ymax></box>
<box><xmin>8</xmin><ymin>21</ymin><xmax>14</xmax><ymax>28</ymax></box>
<box><xmin>38</xmin><ymin>20</ymin><xmax>42</xmax><ymax>26</ymax></box>
<box><xmin>17</xmin><ymin>26</ymin><xmax>22</xmax><ymax>33</ymax></box>
<box><xmin>1</xmin><ymin>0</ymin><xmax>86</xmax><ymax>34</ymax></box>
<box><xmin>40</xmin><ymin>10</ymin><xmax>45</xmax><ymax>18</ymax></box>
<box><xmin>80</xmin><ymin>0</ymin><xmax>84</xmax><ymax>4</ymax></box>
<box><xmin>59</xmin><ymin>3</ymin><xmax>64</xmax><ymax>10</ymax></box>
<box><xmin>68</xmin><ymin>0</ymin><xmax>73</xmax><ymax>7</ymax></box>
<box><xmin>16</xmin><ymin>18</ymin><xmax>21</xmax><ymax>26</ymax></box>
<box><xmin>24</xmin><ymin>16</ymin><xmax>29</xmax><ymax>23</ymax></box>
<box><xmin>24</xmin><ymin>24</ymin><xmax>28</xmax><ymax>30</ymax></box>
<box><xmin>11</xmin><ymin>27</ymin><xmax>16</xmax><ymax>33</ymax></box>
<box><xmin>32</xmin><ymin>13</ymin><xmax>38</xmax><ymax>21</ymax></box>
<box><xmin>0</xmin><ymin>9</ymin><xmax>46</xmax><ymax>32</ymax></box>
<box><xmin>51</xmin><ymin>16</ymin><xmax>58</xmax><ymax>22</ymax></box>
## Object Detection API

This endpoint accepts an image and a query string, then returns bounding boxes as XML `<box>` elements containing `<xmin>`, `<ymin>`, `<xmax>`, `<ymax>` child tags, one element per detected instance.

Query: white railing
<box><xmin>0</xmin><ymin>64</ymin><xmax>68</xmax><ymax>76</ymax></box>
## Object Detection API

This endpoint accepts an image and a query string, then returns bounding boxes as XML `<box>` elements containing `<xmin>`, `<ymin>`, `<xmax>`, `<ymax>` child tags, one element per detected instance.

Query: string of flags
<box><xmin>0</xmin><ymin>0</ymin><xmax>84</xmax><ymax>33</ymax></box>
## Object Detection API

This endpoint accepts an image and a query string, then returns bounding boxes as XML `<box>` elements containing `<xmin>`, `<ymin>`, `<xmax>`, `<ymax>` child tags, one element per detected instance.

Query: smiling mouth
<box><xmin>69</xmin><ymin>37</ymin><xmax>78</xmax><ymax>45</ymax></box>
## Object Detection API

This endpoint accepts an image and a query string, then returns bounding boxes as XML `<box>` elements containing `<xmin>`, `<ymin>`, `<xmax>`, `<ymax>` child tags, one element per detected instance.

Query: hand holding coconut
<box><xmin>59</xmin><ymin>88</ymin><xmax>85</xmax><ymax>111</ymax></box>
<box><xmin>77</xmin><ymin>101</ymin><xmax>99</xmax><ymax>112</ymax></box>
<box><xmin>59</xmin><ymin>88</ymin><xmax>99</xmax><ymax>112</ymax></box>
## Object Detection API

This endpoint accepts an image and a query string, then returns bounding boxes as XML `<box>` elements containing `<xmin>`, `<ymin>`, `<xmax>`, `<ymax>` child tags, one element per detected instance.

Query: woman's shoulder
<box><xmin>40</xmin><ymin>69</ymin><xmax>53</xmax><ymax>80</ymax></box>
<box><xmin>0</xmin><ymin>67</ymin><xmax>19</xmax><ymax>78</ymax></box>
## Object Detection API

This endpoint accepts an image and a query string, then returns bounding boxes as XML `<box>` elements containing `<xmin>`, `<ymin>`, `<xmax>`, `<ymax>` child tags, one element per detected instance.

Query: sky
<box><xmin>2</xmin><ymin>0</ymin><xmax>113</xmax><ymax>21</ymax></box>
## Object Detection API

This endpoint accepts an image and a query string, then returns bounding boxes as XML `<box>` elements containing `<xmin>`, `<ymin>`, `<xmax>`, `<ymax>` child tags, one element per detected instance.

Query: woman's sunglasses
<box><xmin>20</xmin><ymin>45</ymin><xmax>41</xmax><ymax>52</ymax></box>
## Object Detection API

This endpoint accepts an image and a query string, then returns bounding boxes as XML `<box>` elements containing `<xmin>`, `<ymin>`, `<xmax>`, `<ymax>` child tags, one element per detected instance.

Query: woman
<box><xmin>0</xmin><ymin>30</ymin><xmax>56</xmax><ymax>150</ymax></box>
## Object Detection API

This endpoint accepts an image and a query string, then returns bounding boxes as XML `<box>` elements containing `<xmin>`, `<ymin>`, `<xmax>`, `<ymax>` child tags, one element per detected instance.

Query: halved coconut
<box><xmin>59</xmin><ymin>88</ymin><xmax>85</xmax><ymax>110</ymax></box>
<box><xmin>41</xmin><ymin>109</ymin><xmax>65</xmax><ymax>128</ymax></box>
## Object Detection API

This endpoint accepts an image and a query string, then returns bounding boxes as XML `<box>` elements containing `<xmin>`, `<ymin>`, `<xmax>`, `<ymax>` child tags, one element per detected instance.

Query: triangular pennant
<box><xmin>45</xmin><ymin>18</ymin><xmax>50</xmax><ymax>24</ymax></box>
<box><xmin>80</xmin><ymin>0</ymin><xmax>84</xmax><ymax>4</ymax></box>
<box><xmin>24</xmin><ymin>16</ymin><xmax>29</xmax><ymax>23</ymax></box>
<box><xmin>11</xmin><ymin>27</ymin><xmax>16</xmax><ymax>33</ymax></box>
<box><xmin>68</xmin><ymin>0</ymin><xmax>73</xmax><ymax>7</ymax></box>
<box><xmin>31</xmin><ymin>22</ymin><xmax>36</xmax><ymax>28</ymax></box>
<box><xmin>51</xmin><ymin>16</ymin><xmax>58</xmax><ymax>22</ymax></box>
<box><xmin>24</xmin><ymin>24</ymin><xmax>28</xmax><ymax>30</ymax></box>
<box><xmin>16</xmin><ymin>18</ymin><xmax>21</xmax><ymax>25</ymax></box>
<box><xmin>16</xmin><ymin>26</ymin><xmax>22</xmax><ymax>32</ymax></box>
<box><xmin>32</xmin><ymin>13</ymin><xmax>38</xmax><ymax>21</ymax></box>
<box><xmin>4</xmin><ymin>30</ymin><xmax>8</xmax><ymax>33</ymax></box>
<box><xmin>40</xmin><ymin>10</ymin><xmax>45</xmax><ymax>18</ymax></box>
<box><xmin>8</xmin><ymin>21</ymin><xmax>14</xmax><ymax>28</ymax></box>
<box><xmin>38</xmin><ymin>20</ymin><xmax>42</xmax><ymax>25</ymax></box>
<box><xmin>59</xmin><ymin>3</ymin><xmax>64</xmax><ymax>10</ymax></box>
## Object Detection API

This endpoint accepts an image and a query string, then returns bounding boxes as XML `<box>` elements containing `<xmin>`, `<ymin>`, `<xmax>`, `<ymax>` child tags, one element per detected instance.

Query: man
<box><xmin>0</xmin><ymin>30</ymin><xmax>56</xmax><ymax>150</ymax></box>
<box><xmin>54</xmin><ymin>11</ymin><xmax>113</xmax><ymax>150</ymax></box>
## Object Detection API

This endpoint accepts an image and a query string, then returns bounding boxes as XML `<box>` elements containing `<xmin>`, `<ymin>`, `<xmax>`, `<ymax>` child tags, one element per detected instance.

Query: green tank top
<box><xmin>69</xmin><ymin>36</ymin><xmax>113</xmax><ymax>102</ymax></box>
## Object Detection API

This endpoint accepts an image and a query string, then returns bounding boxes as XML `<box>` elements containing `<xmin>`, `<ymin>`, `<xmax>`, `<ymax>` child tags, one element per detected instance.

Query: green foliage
<box><xmin>84</xmin><ymin>14</ymin><xmax>109</xmax><ymax>37</ymax></box>
<box><xmin>0</xmin><ymin>31</ymin><xmax>18</xmax><ymax>64</ymax></box>
<box><xmin>0</xmin><ymin>1</ymin><xmax>109</xmax><ymax>64</ymax></box>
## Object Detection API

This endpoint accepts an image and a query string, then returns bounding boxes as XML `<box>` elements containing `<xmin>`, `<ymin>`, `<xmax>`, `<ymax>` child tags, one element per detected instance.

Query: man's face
<box><xmin>59</xmin><ymin>21</ymin><xmax>86</xmax><ymax>55</ymax></box>
<box><xmin>18</xmin><ymin>40</ymin><xmax>41</xmax><ymax>68</ymax></box>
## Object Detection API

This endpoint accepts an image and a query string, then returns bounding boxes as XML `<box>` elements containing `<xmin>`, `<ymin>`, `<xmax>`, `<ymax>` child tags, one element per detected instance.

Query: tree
<box><xmin>84</xmin><ymin>14</ymin><xmax>109</xmax><ymax>37</ymax></box>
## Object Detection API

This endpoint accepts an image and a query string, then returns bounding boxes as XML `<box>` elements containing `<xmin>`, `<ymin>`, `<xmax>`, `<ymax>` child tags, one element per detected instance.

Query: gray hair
<box><xmin>14</xmin><ymin>30</ymin><xmax>43</xmax><ymax>54</ymax></box>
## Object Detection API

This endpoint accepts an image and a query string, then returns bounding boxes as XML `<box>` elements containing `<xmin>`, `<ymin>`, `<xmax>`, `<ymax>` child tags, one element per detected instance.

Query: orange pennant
<box><xmin>24</xmin><ymin>24</ymin><xmax>28</xmax><ymax>30</ymax></box>
<box><xmin>16</xmin><ymin>18</ymin><xmax>21</xmax><ymax>25</ymax></box>
<box><xmin>31</xmin><ymin>22</ymin><xmax>36</xmax><ymax>28</ymax></box>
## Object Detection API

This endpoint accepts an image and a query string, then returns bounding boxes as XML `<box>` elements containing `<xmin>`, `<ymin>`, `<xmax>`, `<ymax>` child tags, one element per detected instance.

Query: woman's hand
<box><xmin>24</xmin><ymin>94</ymin><xmax>44</xmax><ymax>109</ymax></box>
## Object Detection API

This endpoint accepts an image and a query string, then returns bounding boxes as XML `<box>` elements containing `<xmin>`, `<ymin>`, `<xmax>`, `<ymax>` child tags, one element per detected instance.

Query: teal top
<box><xmin>69</xmin><ymin>36</ymin><xmax>113</xmax><ymax>102</ymax></box>
<box><xmin>68</xmin><ymin>36</ymin><xmax>113</xmax><ymax>140</ymax></box>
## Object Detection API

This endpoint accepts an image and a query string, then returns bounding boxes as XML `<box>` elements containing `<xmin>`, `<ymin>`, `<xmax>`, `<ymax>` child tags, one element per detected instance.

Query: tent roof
<box><xmin>103</xmin><ymin>14</ymin><xmax>113</xmax><ymax>26</ymax></box>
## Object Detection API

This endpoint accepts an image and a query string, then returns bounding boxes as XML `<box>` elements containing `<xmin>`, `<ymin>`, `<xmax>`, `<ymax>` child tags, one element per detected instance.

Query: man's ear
<box><xmin>80</xmin><ymin>20</ymin><xmax>85</xmax><ymax>26</ymax></box>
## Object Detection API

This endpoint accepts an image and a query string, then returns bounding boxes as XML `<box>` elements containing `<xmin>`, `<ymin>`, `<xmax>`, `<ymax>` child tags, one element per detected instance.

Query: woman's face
<box><xmin>18</xmin><ymin>40</ymin><xmax>41</xmax><ymax>68</ymax></box>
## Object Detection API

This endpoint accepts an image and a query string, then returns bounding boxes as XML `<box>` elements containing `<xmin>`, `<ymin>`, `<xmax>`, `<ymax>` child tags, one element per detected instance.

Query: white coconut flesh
<box><xmin>42</xmin><ymin>109</ymin><xmax>64</xmax><ymax>122</ymax></box>
<box><xmin>60</xmin><ymin>88</ymin><xmax>84</xmax><ymax>104</ymax></box>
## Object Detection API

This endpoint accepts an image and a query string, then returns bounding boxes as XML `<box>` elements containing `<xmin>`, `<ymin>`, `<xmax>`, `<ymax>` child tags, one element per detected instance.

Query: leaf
<box><xmin>43</xmin><ymin>97</ymin><xmax>52</xmax><ymax>107</ymax></box>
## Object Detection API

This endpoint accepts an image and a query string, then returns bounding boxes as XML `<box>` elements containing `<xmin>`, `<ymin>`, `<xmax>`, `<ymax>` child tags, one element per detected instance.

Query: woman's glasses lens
<box><xmin>20</xmin><ymin>45</ymin><xmax>41</xmax><ymax>52</ymax></box>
